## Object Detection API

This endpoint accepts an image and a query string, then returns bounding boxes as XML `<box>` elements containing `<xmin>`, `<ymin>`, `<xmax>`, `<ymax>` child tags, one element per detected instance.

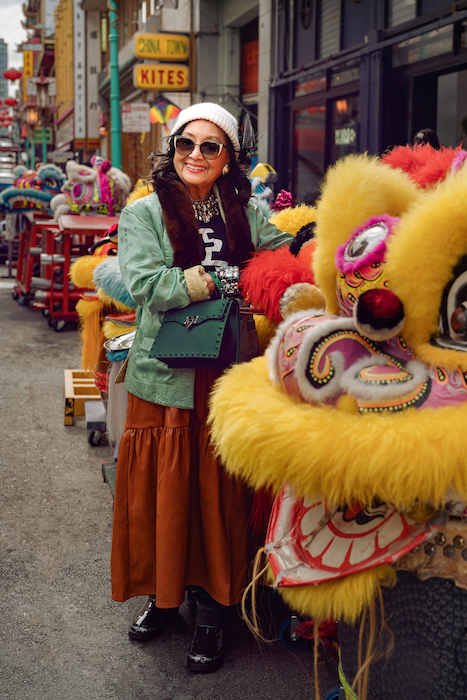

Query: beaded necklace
<box><xmin>191</xmin><ymin>190</ymin><xmax>219</xmax><ymax>223</ymax></box>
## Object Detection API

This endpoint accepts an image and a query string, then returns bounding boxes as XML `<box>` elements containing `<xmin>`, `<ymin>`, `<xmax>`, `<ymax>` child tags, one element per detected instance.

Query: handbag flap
<box><xmin>162</xmin><ymin>298</ymin><xmax>231</xmax><ymax>326</ymax></box>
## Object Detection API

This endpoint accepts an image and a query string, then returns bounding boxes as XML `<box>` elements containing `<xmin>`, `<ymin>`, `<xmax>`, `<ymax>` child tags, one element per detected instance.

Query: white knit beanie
<box><xmin>170</xmin><ymin>102</ymin><xmax>240</xmax><ymax>151</ymax></box>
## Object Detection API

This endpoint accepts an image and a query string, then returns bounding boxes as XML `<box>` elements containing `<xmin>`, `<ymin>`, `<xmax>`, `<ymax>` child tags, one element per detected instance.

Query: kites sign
<box><xmin>135</xmin><ymin>33</ymin><xmax>189</xmax><ymax>61</ymax></box>
<box><xmin>133</xmin><ymin>64</ymin><xmax>189</xmax><ymax>91</ymax></box>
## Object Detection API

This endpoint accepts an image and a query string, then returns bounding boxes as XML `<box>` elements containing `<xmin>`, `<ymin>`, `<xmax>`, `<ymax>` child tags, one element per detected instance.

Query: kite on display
<box><xmin>149</xmin><ymin>97</ymin><xmax>181</xmax><ymax>133</ymax></box>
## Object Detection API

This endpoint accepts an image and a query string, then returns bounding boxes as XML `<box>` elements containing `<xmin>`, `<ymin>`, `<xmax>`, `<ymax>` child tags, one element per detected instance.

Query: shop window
<box><xmin>387</xmin><ymin>0</ymin><xmax>416</xmax><ymax>28</ymax></box>
<box><xmin>392</xmin><ymin>24</ymin><xmax>453</xmax><ymax>67</ymax></box>
<box><xmin>437</xmin><ymin>69</ymin><xmax>467</xmax><ymax>148</ymax></box>
<box><xmin>294</xmin><ymin>104</ymin><xmax>326</xmax><ymax>205</ymax></box>
<box><xmin>295</xmin><ymin>71</ymin><xmax>326</xmax><ymax>98</ymax></box>
<box><xmin>331</xmin><ymin>94</ymin><xmax>359</xmax><ymax>164</ymax></box>
<box><xmin>331</xmin><ymin>59</ymin><xmax>360</xmax><ymax>88</ymax></box>
<box><xmin>318</xmin><ymin>0</ymin><xmax>340</xmax><ymax>60</ymax></box>
<box><xmin>461</xmin><ymin>21</ymin><xmax>467</xmax><ymax>51</ymax></box>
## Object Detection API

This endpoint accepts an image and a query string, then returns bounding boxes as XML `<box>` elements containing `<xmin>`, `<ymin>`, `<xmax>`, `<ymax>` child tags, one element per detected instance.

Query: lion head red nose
<box><xmin>354</xmin><ymin>288</ymin><xmax>405</xmax><ymax>340</ymax></box>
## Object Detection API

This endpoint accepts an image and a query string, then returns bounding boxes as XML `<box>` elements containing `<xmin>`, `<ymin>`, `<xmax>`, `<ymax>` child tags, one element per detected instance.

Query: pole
<box><xmin>25</xmin><ymin>134</ymin><xmax>29</xmax><ymax>169</ymax></box>
<box><xmin>42</xmin><ymin>114</ymin><xmax>47</xmax><ymax>164</ymax></box>
<box><xmin>108</xmin><ymin>0</ymin><xmax>122</xmax><ymax>169</ymax></box>
<box><xmin>30</xmin><ymin>136</ymin><xmax>35</xmax><ymax>169</ymax></box>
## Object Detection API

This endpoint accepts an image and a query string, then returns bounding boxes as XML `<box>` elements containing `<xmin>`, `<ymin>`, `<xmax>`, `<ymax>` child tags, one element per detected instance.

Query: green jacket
<box><xmin>118</xmin><ymin>190</ymin><xmax>292</xmax><ymax>409</ymax></box>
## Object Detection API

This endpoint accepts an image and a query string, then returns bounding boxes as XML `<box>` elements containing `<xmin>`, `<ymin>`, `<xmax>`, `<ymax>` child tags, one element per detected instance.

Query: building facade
<box><xmin>270</xmin><ymin>0</ymin><xmax>467</xmax><ymax>201</ymax></box>
<box><xmin>19</xmin><ymin>0</ymin><xmax>467</xmax><ymax>194</ymax></box>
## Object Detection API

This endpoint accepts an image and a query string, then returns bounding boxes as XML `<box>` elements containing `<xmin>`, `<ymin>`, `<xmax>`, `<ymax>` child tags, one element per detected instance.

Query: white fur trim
<box><xmin>183</xmin><ymin>265</ymin><xmax>210</xmax><ymax>302</ymax></box>
<box><xmin>170</xmin><ymin>102</ymin><xmax>240</xmax><ymax>151</ymax></box>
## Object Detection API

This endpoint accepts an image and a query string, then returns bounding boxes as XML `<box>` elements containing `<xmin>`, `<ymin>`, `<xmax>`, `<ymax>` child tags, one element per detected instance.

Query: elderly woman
<box><xmin>111</xmin><ymin>102</ymin><xmax>292</xmax><ymax>672</ymax></box>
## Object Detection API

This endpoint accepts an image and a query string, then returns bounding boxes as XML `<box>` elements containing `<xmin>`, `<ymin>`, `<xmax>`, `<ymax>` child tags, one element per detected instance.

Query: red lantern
<box><xmin>5</xmin><ymin>98</ymin><xmax>18</xmax><ymax>107</ymax></box>
<box><xmin>3</xmin><ymin>69</ymin><xmax>22</xmax><ymax>81</ymax></box>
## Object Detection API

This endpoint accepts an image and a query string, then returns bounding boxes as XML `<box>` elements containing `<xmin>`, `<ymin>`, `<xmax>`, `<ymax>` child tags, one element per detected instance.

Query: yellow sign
<box><xmin>133</xmin><ymin>64</ymin><xmax>189</xmax><ymax>91</ymax></box>
<box><xmin>135</xmin><ymin>33</ymin><xmax>189</xmax><ymax>61</ymax></box>
<box><xmin>23</xmin><ymin>51</ymin><xmax>34</xmax><ymax>99</ymax></box>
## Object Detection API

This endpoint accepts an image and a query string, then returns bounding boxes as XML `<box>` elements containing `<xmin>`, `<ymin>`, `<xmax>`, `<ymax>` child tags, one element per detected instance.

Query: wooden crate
<box><xmin>64</xmin><ymin>369</ymin><xmax>101</xmax><ymax>425</ymax></box>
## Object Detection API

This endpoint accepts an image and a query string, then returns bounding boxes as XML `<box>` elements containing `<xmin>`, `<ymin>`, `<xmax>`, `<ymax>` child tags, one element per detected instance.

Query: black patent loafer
<box><xmin>187</xmin><ymin>600</ymin><xmax>224</xmax><ymax>672</ymax></box>
<box><xmin>128</xmin><ymin>596</ymin><xmax>178</xmax><ymax>641</ymax></box>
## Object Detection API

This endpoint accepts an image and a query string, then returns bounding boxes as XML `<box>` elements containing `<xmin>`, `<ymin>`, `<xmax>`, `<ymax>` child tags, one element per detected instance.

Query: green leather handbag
<box><xmin>149</xmin><ymin>295</ymin><xmax>240</xmax><ymax>369</ymax></box>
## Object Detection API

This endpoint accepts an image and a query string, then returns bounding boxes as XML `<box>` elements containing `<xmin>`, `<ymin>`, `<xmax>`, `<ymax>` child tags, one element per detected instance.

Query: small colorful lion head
<box><xmin>50</xmin><ymin>157</ymin><xmax>132</xmax><ymax>218</ymax></box>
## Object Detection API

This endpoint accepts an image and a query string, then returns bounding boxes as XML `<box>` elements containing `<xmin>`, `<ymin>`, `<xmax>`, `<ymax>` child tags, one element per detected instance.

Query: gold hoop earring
<box><xmin>222</xmin><ymin>164</ymin><xmax>230</xmax><ymax>176</ymax></box>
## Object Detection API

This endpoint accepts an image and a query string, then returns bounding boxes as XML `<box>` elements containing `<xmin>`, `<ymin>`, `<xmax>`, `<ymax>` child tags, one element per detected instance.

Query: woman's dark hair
<box><xmin>147</xmin><ymin>124</ymin><xmax>252</xmax><ymax>206</ymax></box>
<box><xmin>413</xmin><ymin>128</ymin><xmax>440</xmax><ymax>149</ymax></box>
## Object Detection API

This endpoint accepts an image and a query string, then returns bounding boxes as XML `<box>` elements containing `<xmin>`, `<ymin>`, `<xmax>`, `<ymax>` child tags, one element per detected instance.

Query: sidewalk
<box><xmin>0</xmin><ymin>266</ymin><xmax>339</xmax><ymax>700</ymax></box>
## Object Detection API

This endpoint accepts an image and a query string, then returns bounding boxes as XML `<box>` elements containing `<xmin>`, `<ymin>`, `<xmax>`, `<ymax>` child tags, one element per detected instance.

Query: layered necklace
<box><xmin>192</xmin><ymin>190</ymin><xmax>219</xmax><ymax>223</ymax></box>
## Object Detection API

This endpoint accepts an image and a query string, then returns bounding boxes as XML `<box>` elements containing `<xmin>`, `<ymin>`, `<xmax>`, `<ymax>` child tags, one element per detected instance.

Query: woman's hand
<box><xmin>203</xmin><ymin>273</ymin><xmax>216</xmax><ymax>295</ymax></box>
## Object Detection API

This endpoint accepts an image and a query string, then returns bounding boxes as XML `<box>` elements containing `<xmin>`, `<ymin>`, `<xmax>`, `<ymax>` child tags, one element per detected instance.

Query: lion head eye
<box><xmin>344</xmin><ymin>223</ymin><xmax>389</xmax><ymax>261</ymax></box>
<box><xmin>433</xmin><ymin>255</ymin><xmax>467</xmax><ymax>351</ymax></box>
<box><xmin>451</xmin><ymin>303</ymin><xmax>467</xmax><ymax>339</ymax></box>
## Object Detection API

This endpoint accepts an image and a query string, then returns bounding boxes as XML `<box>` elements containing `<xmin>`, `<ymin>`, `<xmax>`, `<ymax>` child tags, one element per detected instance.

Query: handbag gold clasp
<box><xmin>183</xmin><ymin>315</ymin><xmax>199</xmax><ymax>329</ymax></box>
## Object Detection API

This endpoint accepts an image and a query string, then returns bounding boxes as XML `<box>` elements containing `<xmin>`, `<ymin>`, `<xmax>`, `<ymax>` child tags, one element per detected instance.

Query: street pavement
<box><xmin>0</xmin><ymin>265</ymin><xmax>339</xmax><ymax>700</ymax></box>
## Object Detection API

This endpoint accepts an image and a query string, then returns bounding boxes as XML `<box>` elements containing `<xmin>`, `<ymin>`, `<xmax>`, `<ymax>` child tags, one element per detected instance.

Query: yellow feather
<box><xmin>75</xmin><ymin>299</ymin><xmax>105</xmax><ymax>371</ymax></box>
<box><xmin>269</xmin><ymin>204</ymin><xmax>316</xmax><ymax>236</ymax></box>
<box><xmin>253</xmin><ymin>315</ymin><xmax>276</xmax><ymax>353</ymax></box>
<box><xmin>270</xmin><ymin>564</ymin><xmax>397</xmax><ymax>624</ymax></box>
<box><xmin>102</xmin><ymin>320</ymin><xmax>136</xmax><ymax>340</ymax></box>
<box><xmin>126</xmin><ymin>181</ymin><xmax>153</xmax><ymax>206</ymax></box>
<box><xmin>69</xmin><ymin>255</ymin><xmax>104</xmax><ymax>289</ymax></box>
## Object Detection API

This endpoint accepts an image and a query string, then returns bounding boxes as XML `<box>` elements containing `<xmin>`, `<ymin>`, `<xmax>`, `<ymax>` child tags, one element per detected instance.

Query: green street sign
<box><xmin>33</xmin><ymin>127</ymin><xmax>53</xmax><ymax>144</ymax></box>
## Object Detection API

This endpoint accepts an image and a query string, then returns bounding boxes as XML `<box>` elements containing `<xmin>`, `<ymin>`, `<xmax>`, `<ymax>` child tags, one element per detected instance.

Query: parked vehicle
<box><xmin>0</xmin><ymin>138</ymin><xmax>19</xmax><ymax>192</ymax></box>
<box><xmin>0</xmin><ymin>219</ymin><xmax>19</xmax><ymax>263</ymax></box>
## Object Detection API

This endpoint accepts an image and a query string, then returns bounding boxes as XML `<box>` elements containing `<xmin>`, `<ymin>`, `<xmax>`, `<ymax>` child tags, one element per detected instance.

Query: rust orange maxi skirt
<box><xmin>110</xmin><ymin>369</ymin><xmax>251</xmax><ymax>608</ymax></box>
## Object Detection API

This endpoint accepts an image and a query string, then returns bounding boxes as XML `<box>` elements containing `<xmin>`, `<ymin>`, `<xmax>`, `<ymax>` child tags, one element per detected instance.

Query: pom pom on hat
<box><xmin>170</xmin><ymin>102</ymin><xmax>240</xmax><ymax>151</ymax></box>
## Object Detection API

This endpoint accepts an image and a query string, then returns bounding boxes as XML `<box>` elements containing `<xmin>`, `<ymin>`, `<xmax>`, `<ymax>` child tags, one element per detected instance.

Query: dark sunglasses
<box><xmin>174</xmin><ymin>136</ymin><xmax>224</xmax><ymax>160</ymax></box>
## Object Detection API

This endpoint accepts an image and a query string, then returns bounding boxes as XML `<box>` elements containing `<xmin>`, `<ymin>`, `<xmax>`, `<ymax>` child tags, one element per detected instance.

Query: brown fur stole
<box><xmin>155</xmin><ymin>177</ymin><xmax>255</xmax><ymax>270</ymax></box>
